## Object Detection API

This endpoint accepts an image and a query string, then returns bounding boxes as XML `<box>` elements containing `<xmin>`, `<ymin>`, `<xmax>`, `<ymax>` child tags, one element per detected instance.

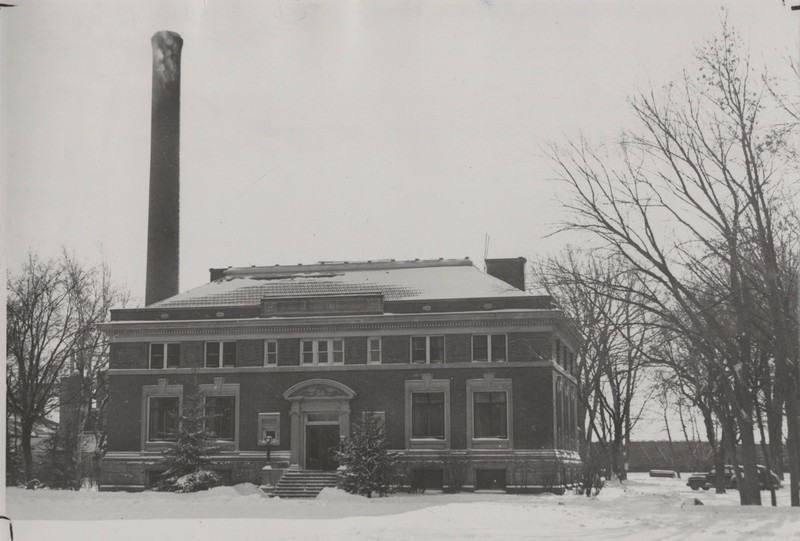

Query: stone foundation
<box><xmin>396</xmin><ymin>450</ymin><xmax>581</xmax><ymax>493</ymax></box>
<box><xmin>101</xmin><ymin>449</ymin><xmax>581</xmax><ymax>493</ymax></box>
<box><xmin>101</xmin><ymin>452</ymin><xmax>278</xmax><ymax>489</ymax></box>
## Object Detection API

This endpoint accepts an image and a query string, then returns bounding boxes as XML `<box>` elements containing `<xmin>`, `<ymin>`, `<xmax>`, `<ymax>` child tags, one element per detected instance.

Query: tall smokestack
<box><xmin>145</xmin><ymin>31</ymin><xmax>183</xmax><ymax>306</ymax></box>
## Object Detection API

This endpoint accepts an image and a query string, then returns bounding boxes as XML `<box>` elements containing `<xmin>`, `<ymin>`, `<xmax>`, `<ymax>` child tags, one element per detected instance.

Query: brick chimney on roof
<box><xmin>485</xmin><ymin>257</ymin><xmax>527</xmax><ymax>291</ymax></box>
<box><xmin>145</xmin><ymin>31</ymin><xmax>183</xmax><ymax>306</ymax></box>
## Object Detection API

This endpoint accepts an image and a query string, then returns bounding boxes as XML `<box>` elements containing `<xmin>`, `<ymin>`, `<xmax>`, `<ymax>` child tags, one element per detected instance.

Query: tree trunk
<box><xmin>74</xmin><ymin>399</ymin><xmax>91</xmax><ymax>489</ymax></box>
<box><xmin>662</xmin><ymin>397</ymin><xmax>680</xmax><ymax>477</ymax></box>
<box><xmin>755</xmin><ymin>397</ymin><xmax>777</xmax><ymax>506</ymax></box>
<box><xmin>609</xmin><ymin>439</ymin><xmax>623</xmax><ymax>482</ymax></box>
<box><xmin>766</xmin><ymin>377</ymin><xmax>785</xmax><ymax>481</ymax></box>
<box><xmin>772</xmin><ymin>347</ymin><xmax>800</xmax><ymax>506</ymax></box>
<box><xmin>21</xmin><ymin>420</ymin><xmax>34</xmax><ymax>482</ymax></box>
<box><xmin>783</xmin><ymin>388</ymin><xmax>800</xmax><ymax>506</ymax></box>
<box><xmin>715</xmin><ymin>420</ymin><xmax>731</xmax><ymax>495</ymax></box>
<box><xmin>699</xmin><ymin>400</ymin><xmax>725</xmax><ymax>493</ymax></box>
<box><xmin>736</xmin><ymin>417</ymin><xmax>762</xmax><ymax>505</ymax></box>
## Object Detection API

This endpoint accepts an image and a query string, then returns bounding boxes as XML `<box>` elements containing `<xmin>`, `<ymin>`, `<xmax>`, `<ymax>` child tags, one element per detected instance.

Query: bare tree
<box><xmin>550</xmin><ymin>21</ymin><xmax>799</xmax><ymax>505</ymax></box>
<box><xmin>59</xmin><ymin>255</ymin><xmax>128</xmax><ymax>486</ymax></box>
<box><xmin>6</xmin><ymin>252</ymin><xmax>125</xmax><ymax>483</ymax></box>
<box><xmin>533</xmin><ymin>248</ymin><xmax>652</xmax><ymax>483</ymax></box>
<box><xmin>649</xmin><ymin>324</ymin><xmax>733</xmax><ymax>494</ymax></box>
<box><xmin>656</xmin><ymin>375</ymin><xmax>681</xmax><ymax>478</ymax></box>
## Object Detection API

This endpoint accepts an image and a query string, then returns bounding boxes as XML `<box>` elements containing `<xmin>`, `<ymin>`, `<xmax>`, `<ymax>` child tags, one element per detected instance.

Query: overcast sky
<box><xmin>3</xmin><ymin>1</ymin><xmax>799</xmax><ymax>440</ymax></box>
<box><xmin>5</xmin><ymin>0</ymin><xmax>797</xmax><ymax>303</ymax></box>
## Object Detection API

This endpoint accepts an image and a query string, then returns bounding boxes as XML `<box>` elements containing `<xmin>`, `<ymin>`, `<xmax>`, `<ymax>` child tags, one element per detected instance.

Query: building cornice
<box><xmin>100</xmin><ymin>310</ymin><xmax>571</xmax><ymax>342</ymax></box>
<box><xmin>108</xmin><ymin>360</ymin><xmax>557</xmax><ymax>375</ymax></box>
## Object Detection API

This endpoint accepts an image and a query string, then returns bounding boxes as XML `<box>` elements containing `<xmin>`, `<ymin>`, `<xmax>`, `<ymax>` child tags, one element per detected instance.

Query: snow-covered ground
<box><xmin>6</xmin><ymin>474</ymin><xmax>800</xmax><ymax>540</ymax></box>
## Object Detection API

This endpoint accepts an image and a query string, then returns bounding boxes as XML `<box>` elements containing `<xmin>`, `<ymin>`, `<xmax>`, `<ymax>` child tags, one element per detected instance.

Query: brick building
<box><xmin>99</xmin><ymin>257</ymin><xmax>581</xmax><ymax>492</ymax></box>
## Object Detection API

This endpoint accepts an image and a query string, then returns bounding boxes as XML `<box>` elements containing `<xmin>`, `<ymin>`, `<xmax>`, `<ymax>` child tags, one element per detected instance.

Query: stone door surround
<box><xmin>282</xmin><ymin>379</ymin><xmax>356</xmax><ymax>468</ymax></box>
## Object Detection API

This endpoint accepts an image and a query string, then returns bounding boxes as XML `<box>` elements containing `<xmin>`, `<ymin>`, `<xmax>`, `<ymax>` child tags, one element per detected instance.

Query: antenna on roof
<box><xmin>483</xmin><ymin>233</ymin><xmax>490</xmax><ymax>271</ymax></box>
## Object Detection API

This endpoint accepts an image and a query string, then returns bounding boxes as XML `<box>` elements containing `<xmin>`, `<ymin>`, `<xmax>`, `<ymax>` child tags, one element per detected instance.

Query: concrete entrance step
<box><xmin>272</xmin><ymin>470</ymin><xmax>339</xmax><ymax>499</ymax></box>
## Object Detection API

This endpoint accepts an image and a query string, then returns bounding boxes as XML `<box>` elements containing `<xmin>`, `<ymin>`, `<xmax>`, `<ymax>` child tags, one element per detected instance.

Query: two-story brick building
<box><xmin>99</xmin><ymin>257</ymin><xmax>580</xmax><ymax>492</ymax></box>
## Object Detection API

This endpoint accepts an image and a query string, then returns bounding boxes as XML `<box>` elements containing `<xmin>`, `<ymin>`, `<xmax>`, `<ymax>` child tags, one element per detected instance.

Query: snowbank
<box><xmin>205</xmin><ymin>483</ymin><xmax>265</xmax><ymax>497</ymax></box>
<box><xmin>316</xmin><ymin>487</ymin><xmax>368</xmax><ymax>501</ymax></box>
<box><xmin>7</xmin><ymin>474</ymin><xmax>800</xmax><ymax>540</ymax></box>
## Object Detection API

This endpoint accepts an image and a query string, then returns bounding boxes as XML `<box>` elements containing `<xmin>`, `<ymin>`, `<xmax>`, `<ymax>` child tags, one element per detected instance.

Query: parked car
<box><xmin>687</xmin><ymin>465</ymin><xmax>781</xmax><ymax>491</ymax></box>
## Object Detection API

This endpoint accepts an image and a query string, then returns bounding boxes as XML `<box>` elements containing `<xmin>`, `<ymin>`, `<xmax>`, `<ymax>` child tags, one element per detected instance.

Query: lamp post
<box><xmin>264</xmin><ymin>433</ymin><xmax>273</xmax><ymax>465</ymax></box>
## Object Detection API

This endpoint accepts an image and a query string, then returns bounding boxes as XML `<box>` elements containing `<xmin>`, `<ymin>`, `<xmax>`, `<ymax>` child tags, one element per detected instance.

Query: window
<box><xmin>148</xmin><ymin>397</ymin><xmax>179</xmax><ymax>442</ymax></box>
<box><xmin>300</xmin><ymin>339</ymin><xmax>344</xmax><ymax>365</ymax></box>
<box><xmin>472</xmin><ymin>335</ymin><xmax>507</xmax><ymax>362</ymax></box>
<box><xmin>411</xmin><ymin>336</ymin><xmax>445</xmax><ymax>364</ymax></box>
<box><xmin>301</xmin><ymin>340</ymin><xmax>313</xmax><ymax>364</ymax></box>
<box><xmin>205</xmin><ymin>341</ymin><xmax>236</xmax><ymax>368</ymax></box>
<box><xmin>475</xmin><ymin>469</ymin><xmax>507</xmax><ymax>490</ymax></box>
<box><xmin>367</xmin><ymin>337</ymin><xmax>381</xmax><ymax>364</ymax></box>
<box><xmin>405</xmin><ymin>378</ymin><xmax>450</xmax><ymax>449</ymax></box>
<box><xmin>333</xmin><ymin>339</ymin><xmax>344</xmax><ymax>364</ymax></box>
<box><xmin>142</xmin><ymin>380</ymin><xmax>184</xmax><ymax>450</ymax></box>
<box><xmin>149</xmin><ymin>343</ymin><xmax>180</xmax><ymax>369</ymax></box>
<box><xmin>264</xmin><ymin>340</ymin><xmax>278</xmax><ymax>366</ymax></box>
<box><xmin>411</xmin><ymin>392</ymin><xmax>445</xmax><ymax>439</ymax></box>
<box><xmin>467</xmin><ymin>376</ymin><xmax>513</xmax><ymax>449</ymax></box>
<box><xmin>258</xmin><ymin>413</ymin><xmax>280</xmax><ymax>445</ymax></box>
<box><xmin>205</xmin><ymin>396</ymin><xmax>235</xmax><ymax>441</ymax></box>
<box><xmin>198</xmin><ymin>380</ymin><xmax>240</xmax><ymax>448</ymax></box>
<box><xmin>473</xmin><ymin>391</ymin><xmax>508</xmax><ymax>438</ymax></box>
<box><xmin>411</xmin><ymin>469</ymin><xmax>444</xmax><ymax>491</ymax></box>
<box><xmin>362</xmin><ymin>410</ymin><xmax>386</xmax><ymax>430</ymax></box>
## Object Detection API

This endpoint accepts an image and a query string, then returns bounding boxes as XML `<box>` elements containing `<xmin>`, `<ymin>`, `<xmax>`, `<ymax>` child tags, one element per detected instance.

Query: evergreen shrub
<box><xmin>336</xmin><ymin>416</ymin><xmax>398</xmax><ymax>498</ymax></box>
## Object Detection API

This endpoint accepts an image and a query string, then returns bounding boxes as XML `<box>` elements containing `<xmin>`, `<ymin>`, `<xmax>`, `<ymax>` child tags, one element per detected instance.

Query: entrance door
<box><xmin>305</xmin><ymin>424</ymin><xmax>339</xmax><ymax>470</ymax></box>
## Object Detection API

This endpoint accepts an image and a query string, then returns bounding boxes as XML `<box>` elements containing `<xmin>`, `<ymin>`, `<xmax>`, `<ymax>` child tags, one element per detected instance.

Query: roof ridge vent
<box><xmin>221</xmin><ymin>258</ymin><xmax>474</xmax><ymax>276</ymax></box>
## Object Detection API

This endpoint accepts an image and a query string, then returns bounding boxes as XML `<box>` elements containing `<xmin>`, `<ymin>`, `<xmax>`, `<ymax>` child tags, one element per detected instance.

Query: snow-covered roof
<box><xmin>149</xmin><ymin>259</ymin><xmax>537</xmax><ymax>308</ymax></box>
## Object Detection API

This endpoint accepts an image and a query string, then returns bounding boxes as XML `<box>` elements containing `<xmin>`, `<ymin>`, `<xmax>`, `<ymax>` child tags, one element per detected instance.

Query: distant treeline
<box><xmin>626</xmin><ymin>441</ymin><xmax>790</xmax><ymax>473</ymax></box>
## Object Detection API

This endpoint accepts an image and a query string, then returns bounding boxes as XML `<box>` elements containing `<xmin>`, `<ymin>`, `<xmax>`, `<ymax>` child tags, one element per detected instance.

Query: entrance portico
<box><xmin>282</xmin><ymin>379</ymin><xmax>356</xmax><ymax>470</ymax></box>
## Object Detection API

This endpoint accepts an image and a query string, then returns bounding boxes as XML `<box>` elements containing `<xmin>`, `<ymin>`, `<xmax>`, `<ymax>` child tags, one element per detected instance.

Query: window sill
<box><xmin>143</xmin><ymin>441</ymin><xmax>177</xmax><ymax>452</ymax></box>
<box><xmin>300</xmin><ymin>363</ymin><xmax>345</xmax><ymax>367</ymax></box>
<box><xmin>408</xmin><ymin>438</ymin><xmax>448</xmax><ymax>450</ymax></box>
<box><xmin>470</xmin><ymin>439</ymin><xmax>511</xmax><ymax>450</ymax></box>
<box><xmin>210</xmin><ymin>443</ymin><xmax>238</xmax><ymax>453</ymax></box>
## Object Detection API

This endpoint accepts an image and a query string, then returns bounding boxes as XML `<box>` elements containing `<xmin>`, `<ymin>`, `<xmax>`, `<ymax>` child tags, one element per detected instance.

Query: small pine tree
<box><xmin>42</xmin><ymin>430</ymin><xmax>79</xmax><ymax>489</ymax></box>
<box><xmin>6</xmin><ymin>433</ymin><xmax>23</xmax><ymax>487</ymax></box>
<box><xmin>155</xmin><ymin>381</ymin><xmax>220</xmax><ymax>493</ymax></box>
<box><xmin>336</xmin><ymin>415</ymin><xmax>398</xmax><ymax>498</ymax></box>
